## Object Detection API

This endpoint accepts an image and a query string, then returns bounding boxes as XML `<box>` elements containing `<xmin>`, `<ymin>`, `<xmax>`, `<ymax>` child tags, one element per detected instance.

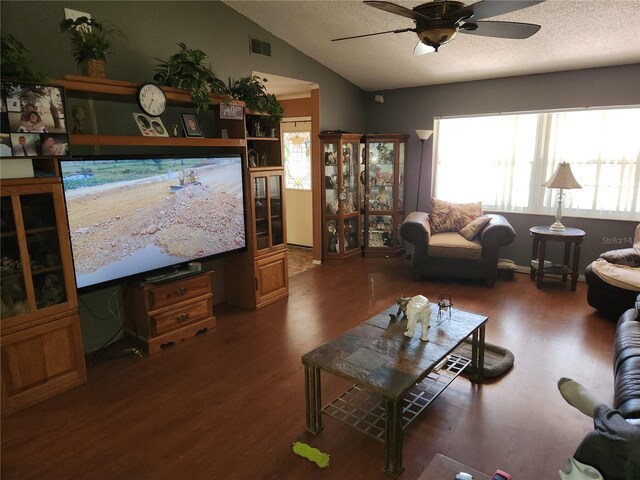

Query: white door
<box><xmin>282</xmin><ymin>119</ymin><xmax>312</xmax><ymax>247</ymax></box>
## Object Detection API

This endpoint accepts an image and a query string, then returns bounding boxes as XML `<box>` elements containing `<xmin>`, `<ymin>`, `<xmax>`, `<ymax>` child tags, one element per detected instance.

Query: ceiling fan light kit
<box><xmin>333</xmin><ymin>0</ymin><xmax>546</xmax><ymax>54</ymax></box>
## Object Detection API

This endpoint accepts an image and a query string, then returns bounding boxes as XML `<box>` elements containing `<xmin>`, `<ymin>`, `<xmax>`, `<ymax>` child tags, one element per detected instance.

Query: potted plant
<box><xmin>226</xmin><ymin>75</ymin><xmax>283</xmax><ymax>122</ymax></box>
<box><xmin>0</xmin><ymin>33</ymin><xmax>47</xmax><ymax>82</ymax></box>
<box><xmin>154</xmin><ymin>43</ymin><xmax>227</xmax><ymax>112</ymax></box>
<box><xmin>59</xmin><ymin>16</ymin><xmax>124</xmax><ymax>78</ymax></box>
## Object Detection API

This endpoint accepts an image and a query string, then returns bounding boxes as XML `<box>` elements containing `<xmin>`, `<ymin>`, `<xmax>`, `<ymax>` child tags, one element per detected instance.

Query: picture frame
<box><xmin>181</xmin><ymin>113</ymin><xmax>203</xmax><ymax>137</ymax></box>
<box><xmin>133</xmin><ymin>113</ymin><xmax>169</xmax><ymax>137</ymax></box>
<box><xmin>1</xmin><ymin>81</ymin><xmax>69</xmax><ymax>158</ymax></box>
<box><xmin>219</xmin><ymin>103</ymin><xmax>243</xmax><ymax>120</ymax></box>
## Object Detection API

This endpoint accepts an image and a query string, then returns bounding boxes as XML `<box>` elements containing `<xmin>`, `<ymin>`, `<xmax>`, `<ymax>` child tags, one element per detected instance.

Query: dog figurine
<box><xmin>404</xmin><ymin>295</ymin><xmax>431</xmax><ymax>342</ymax></box>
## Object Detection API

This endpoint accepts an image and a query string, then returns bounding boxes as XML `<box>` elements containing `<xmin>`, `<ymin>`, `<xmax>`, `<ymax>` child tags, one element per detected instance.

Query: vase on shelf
<box><xmin>82</xmin><ymin>59</ymin><xmax>106</xmax><ymax>79</ymax></box>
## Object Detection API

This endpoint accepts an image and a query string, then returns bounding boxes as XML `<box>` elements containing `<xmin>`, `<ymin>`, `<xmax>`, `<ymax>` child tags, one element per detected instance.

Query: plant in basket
<box><xmin>59</xmin><ymin>16</ymin><xmax>124</xmax><ymax>78</ymax></box>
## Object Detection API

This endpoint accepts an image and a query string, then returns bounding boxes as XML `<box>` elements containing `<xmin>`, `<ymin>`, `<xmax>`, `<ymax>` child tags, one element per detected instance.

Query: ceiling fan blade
<box><xmin>413</xmin><ymin>41</ymin><xmax>436</xmax><ymax>56</ymax></box>
<box><xmin>332</xmin><ymin>27</ymin><xmax>414</xmax><ymax>42</ymax></box>
<box><xmin>460</xmin><ymin>20</ymin><xmax>541</xmax><ymax>39</ymax></box>
<box><xmin>364</xmin><ymin>1</ymin><xmax>434</xmax><ymax>23</ymax></box>
<box><xmin>454</xmin><ymin>0</ymin><xmax>545</xmax><ymax>21</ymax></box>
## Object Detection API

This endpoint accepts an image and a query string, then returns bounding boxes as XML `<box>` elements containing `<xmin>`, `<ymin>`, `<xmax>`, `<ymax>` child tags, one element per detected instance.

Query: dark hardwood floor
<box><xmin>1</xmin><ymin>256</ymin><xmax>616</xmax><ymax>480</ymax></box>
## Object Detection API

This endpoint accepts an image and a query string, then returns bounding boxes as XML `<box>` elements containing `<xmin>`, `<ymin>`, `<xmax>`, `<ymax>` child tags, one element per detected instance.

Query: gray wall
<box><xmin>364</xmin><ymin>64</ymin><xmax>640</xmax><ymax>269</ymax></box>
<box><xmin>1</xmin><ymin>0</ymin><xmax>367</xmax><ymax>352</ymax></box>
<box><xmin>0</xmin><ymin>0</ymin><xmax>366</xmax><ymax>132</ymax></box>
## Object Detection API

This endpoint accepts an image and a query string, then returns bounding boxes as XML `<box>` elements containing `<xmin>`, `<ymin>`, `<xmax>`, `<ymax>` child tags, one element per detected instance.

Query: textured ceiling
<box><xmin>225</xmin><ymin>0</ymin><xmax>640</xmax><ymax>92</ymax></box>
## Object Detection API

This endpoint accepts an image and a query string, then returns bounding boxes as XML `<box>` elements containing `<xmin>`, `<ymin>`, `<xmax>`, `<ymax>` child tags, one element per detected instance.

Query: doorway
<box><xmin>281</xmin><ymin>119</ymin><xmax>312</xmax><ymax>247</ymax></box>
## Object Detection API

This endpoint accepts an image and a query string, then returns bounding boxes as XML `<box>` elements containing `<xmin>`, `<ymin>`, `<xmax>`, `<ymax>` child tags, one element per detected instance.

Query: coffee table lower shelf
<box><xmin>322</xmin><ymin>354</ymin><xmax>471</xmax><ymax>443</ymax></box>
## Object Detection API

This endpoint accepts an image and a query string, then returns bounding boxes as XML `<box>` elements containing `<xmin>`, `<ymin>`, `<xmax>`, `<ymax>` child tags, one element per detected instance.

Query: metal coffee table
<box><xmin>302</xmin><ymin>303</ymin><xmax>487</xmax><ymax>477</ymax></box>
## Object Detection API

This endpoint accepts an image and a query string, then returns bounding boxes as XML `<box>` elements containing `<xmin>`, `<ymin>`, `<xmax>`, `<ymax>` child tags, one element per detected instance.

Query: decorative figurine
<box><xmin>404</xmin><ymin>295</ymin><xmax>431</xmax><ymax>342</ymax></box>
<box><xmin>327</xmin><ymin>198</ymin><xmax>339</xmax><ymax>215</ymax></box>
<box><xmin>71</xmin><ymin>105</ymin><xmax>86</xmax><ymax>134</ymax></box>
<box><xmin>395</xmin><ymin>295</ymin><xmax>412</xmax><ymax>319</ymax></box>
<box><xmin>343</xmin><ymin>191</ymin><xmax>355</xmax><ymax>213</ymax></box>
<box><xmin>376</xmin><ymin>186</ymin><xmax>390</xmax><ymax>208</ymax></box>
<box><xmin>327</xmin><ymin>223</ymin><xmax>338</xmax><ymax>252</ymax></box>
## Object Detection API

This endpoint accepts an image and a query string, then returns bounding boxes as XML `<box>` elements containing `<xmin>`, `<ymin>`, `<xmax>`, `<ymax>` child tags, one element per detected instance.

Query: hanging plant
<box><xmin>226</xmin><ymin>75</ymin><xmax>283</xmax><ymax>122</ymax></box>
<box><xmin>154</xmin><ymin>43</ymin><xmax>226</xmax><ymax>112</ymax></box>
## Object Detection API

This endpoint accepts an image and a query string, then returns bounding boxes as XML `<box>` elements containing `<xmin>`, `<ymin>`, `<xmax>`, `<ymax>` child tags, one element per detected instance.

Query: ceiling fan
<box><xmin>332</xmin><ymin>0</ymin><xmax>546</xmax><ymax>55</ymax></box>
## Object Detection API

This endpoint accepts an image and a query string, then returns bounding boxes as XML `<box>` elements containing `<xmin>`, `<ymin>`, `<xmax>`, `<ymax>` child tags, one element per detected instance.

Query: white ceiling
<box><xmin>225</xmin><ymin>0</ymin><xmax>640</xmax><ymax>93</ymax></box>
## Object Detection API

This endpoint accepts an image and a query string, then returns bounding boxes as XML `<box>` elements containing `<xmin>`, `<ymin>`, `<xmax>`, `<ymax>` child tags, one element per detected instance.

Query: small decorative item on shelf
<box><xmin>248</xmin><ymin>149</ymin><xmax>258</xmax><ymax>168</ymax></box>
<box><xmin>132</xmin><ymin>113</ymin><xmax>168</xmax><ymax>137</ymax></box>
<box><xmin>254</xmin><ymin>121</ymin><xmax>262</xmax><ymax>137</ymax></box>
<box><xmin>260</xmin><ymin>153</ymin><xmax>267</xmax><ymax>167</ymax></box>
<box><xmin>268</xmin><ymin>127</ymin><xmax>276</xmax><ymax>138</ymax></box>
<box><xmin>59</xmin><ymin>16</ymin><xmax>124</xmax><ymax>79</ymax></box>
<box><xmin>219</xmin><ymin>103</ymin><xmax>243</xmax><ymax>120</ymax></box>
<box><xmin>437</xmin><ymin>294</ymin><xmax>453</xmax><ymax>320</ymax></box>
<box><xmin>71</xmin><ymin>105</ymin><xmax>86</xmax><ymax>134</ymax></box>
<box><xmin>180</xmin><ymin>113</ymin><xmax>203</xmax><ymax>137</ymax></box>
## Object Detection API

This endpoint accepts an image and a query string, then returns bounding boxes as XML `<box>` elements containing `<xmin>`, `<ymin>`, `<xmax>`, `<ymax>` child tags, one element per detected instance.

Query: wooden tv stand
<box><xmin>123</xmin><ymin>271</ymin><xmax>216</xmax><ymax>354</ymax></box>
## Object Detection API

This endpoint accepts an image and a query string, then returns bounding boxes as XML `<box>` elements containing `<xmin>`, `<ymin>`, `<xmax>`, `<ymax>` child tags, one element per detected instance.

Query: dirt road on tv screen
<box><xmin>65</xmin><ymin>163</ymin><xmax>245</xmax><ymax>276</ymax></box>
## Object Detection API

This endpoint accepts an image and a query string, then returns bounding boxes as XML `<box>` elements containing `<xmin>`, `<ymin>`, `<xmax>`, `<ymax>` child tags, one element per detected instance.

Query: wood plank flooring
<box><xmin>1</xmin><ymin>255</ymin><xmax>616</xmax><ymax>480</ymax></box>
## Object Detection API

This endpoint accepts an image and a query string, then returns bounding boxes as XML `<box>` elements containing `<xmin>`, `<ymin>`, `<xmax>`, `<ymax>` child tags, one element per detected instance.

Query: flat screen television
<box><xmin>59</xmin><ymin>154</ymin><xmax>247</xmax><ymax>289</ymax></box>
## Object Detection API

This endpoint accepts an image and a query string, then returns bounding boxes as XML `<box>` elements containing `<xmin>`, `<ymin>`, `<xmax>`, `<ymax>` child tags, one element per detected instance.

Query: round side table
<box><xmin>529</xmin><ymin>226</ymin><xmax>586</xmax><ymax>291</ymax></box>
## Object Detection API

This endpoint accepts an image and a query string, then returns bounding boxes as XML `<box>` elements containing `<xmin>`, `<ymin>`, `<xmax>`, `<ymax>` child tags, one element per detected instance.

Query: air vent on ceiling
<box><xmin>250</xmin><ymin>37</ymin><xmax>271</xmax><ymax>57</ymax></box>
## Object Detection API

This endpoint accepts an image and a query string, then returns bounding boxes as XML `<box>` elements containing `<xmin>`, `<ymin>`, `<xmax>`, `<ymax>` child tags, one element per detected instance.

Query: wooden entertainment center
<box><xmin>0</xmin><ymin>76</ymin><xmax>288</xmax><ymax>416</ymax></box>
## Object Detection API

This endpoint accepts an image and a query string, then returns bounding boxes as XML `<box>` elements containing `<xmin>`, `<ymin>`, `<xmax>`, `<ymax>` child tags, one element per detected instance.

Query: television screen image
<box><xmin>60</xmin><ymin>155</ymin><xmax>246</xmax><ymax>289</ymax></box>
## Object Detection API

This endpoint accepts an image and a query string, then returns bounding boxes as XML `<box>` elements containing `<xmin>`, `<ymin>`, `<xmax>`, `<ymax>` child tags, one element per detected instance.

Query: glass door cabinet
<box><xmin>319</xmin><ymin>133</ymin><xmax>362</xmax><ymax>258</ymax></box>
<box><xmin>360</xmin><ymin>134</ymin><xmax>408</xmax><ymax>257</ymax></box>
<box><xmin>1</xmin><ymin>179</ymin><xmax>86</xmax><ymax>417</ymax></box>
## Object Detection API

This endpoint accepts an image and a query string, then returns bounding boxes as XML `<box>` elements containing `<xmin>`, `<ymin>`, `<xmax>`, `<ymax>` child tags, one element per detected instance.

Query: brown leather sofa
<box><xmin>400</xmin><ymin>212</ymin><xmax>516</xmax><ymax>286</ymax></box>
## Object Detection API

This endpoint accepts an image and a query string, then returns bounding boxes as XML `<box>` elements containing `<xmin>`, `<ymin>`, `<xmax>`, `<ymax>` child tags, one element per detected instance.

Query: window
<box><xmin>433</xmin><ymin>107</ymin><xmax>640</xmax><ymax>220</ymax></box>
<box><xmin>282</xmin><ymin>123</ymin><xmax>311</xmax><ymax>190</ymax></box>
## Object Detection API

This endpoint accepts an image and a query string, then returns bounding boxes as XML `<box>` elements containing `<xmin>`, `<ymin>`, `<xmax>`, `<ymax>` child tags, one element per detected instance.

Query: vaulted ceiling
<box><xmin>225</xmin><ymin>0</ymin><xmax>640</xmax><ymax>92</ymax></box>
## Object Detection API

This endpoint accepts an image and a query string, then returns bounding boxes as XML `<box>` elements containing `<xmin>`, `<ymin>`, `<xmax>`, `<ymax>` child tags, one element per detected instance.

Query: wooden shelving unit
<box><xmin>1</xmin><ymin>179</ymin><xmax>86</xmax><ymax>417</ymax></box>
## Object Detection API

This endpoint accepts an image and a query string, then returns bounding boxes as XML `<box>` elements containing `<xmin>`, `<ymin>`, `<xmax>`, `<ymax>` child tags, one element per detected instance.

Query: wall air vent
<box><xmin>250</xmin><ymin>37</ymin><xmax>271</xmax><ymax>57</ymax></box>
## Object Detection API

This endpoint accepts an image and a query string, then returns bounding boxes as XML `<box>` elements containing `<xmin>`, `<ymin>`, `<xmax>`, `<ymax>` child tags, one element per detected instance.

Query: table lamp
<box><xmin>543</xmin><ymin>162</ymin><xmax>581</xmax><ymax>232</ymax></box>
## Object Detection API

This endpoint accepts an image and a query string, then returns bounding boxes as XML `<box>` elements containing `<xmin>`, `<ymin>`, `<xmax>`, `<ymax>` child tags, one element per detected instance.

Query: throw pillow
<box><xmin>429</xmin><ymin>198</ymin><xmax>482</xmax><ymax>234</ymax></box>
<box><xmin>600</xmin><ymin>248</ymin><xmax>640</xmax><ymax>268</ymax></box>
<box><xmin>459</xmin><ymin>215</ymin><xmax>491</xmax><ymax>241</ymax></box>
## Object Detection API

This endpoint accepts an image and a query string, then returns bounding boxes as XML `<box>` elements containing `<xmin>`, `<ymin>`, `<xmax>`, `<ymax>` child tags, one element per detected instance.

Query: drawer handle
<box><xmin>176</xmin><ymin>313</ymin><xmax>190</xmax><ymax>322</ymax></box>
<box><xmin>174</xmin><ymin>287</ymin><xmax>187</xmax><ymax>297</ymax></box>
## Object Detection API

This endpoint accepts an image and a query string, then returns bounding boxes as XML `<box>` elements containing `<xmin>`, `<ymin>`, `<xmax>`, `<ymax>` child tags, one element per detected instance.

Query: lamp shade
<box><xmin>544</xmin><ymin>162</ymin><xmax>582</xmax><ymax>190</ymax></box>
<box><xmin>415</xmin><ymin>129</ymin><xmax>433</xmax><ymax>141</ymax></box>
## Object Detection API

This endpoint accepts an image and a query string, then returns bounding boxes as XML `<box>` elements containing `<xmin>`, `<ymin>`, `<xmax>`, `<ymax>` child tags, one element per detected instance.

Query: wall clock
<box><xmin>136</xmin><ymin>83</ymin><xmax>167</xmax><ymax>117</ymax></box>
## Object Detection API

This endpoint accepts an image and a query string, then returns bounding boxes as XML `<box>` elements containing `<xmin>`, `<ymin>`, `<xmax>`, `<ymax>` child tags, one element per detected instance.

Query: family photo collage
<box><xmin>0</xmin><ymin>82</ymin><xmax>70</xmax><ymax>159</ymax></box>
